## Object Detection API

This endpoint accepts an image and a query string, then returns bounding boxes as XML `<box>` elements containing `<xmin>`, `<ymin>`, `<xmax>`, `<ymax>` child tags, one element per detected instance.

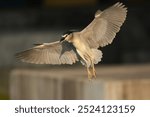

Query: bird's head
<box><xmin>60</xmin><ymin>30</ymin><xmax>77</xmax><ymax>42</ymax></box>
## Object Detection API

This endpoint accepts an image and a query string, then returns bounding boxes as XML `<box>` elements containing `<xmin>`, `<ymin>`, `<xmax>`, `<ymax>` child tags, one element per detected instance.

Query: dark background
<box><xmin>0</xmin><ymin>0</ymin><xmax>150</xmax><ymax>99</ymax></box>
<box><xmin>0</xmin><ymin>0</ymin><xmax>150</xmax><ymax>66</ymax></box>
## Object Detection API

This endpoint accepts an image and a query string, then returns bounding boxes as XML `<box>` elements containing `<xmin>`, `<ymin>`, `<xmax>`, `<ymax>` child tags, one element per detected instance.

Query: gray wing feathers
<box><xmin>16</xmin><ymin>41</ymin><xmax>79</xmax><ymax>64</ymax></box>
<box><xmin>81</xmin><ymin>2</ymin><xmax>127</xmax><ymax>48</ymax></box>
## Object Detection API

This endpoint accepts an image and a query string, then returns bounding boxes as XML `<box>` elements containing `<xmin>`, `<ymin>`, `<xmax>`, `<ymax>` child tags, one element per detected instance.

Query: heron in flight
<box><xmin>16</xmin><ymin>2</ymin><xmax>127</xmax><ymax>79</ymax></box>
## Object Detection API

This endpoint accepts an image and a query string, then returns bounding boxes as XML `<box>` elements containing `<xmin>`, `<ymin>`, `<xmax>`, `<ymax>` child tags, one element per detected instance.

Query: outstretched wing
<box><xmin>80</xmin><ymin>2</ymin><xmax>127</xmax><ymax>48</ymax></box>
<box><xmin>16</xmin><ymin>41</ymin><xmax>79</xmax><ymax>64</ymax></box>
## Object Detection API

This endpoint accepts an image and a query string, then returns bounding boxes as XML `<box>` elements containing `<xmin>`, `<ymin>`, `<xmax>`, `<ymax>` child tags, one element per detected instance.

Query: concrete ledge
<box><xmin>10</xmin><ymin>64</ymin><xmax>150</xmax><ymax>99</ymax></box>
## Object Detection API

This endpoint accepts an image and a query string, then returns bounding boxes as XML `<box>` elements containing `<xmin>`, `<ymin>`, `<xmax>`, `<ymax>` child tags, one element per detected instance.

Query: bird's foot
<box><xmin>87</xmin><ymin>67</ymin><xmax>96</xmax><ymax>80</ymax></box>
<box><xmin>89</xmin><ymin>67</ymin><xmax>96</xmax><ymax>79</ymax></box>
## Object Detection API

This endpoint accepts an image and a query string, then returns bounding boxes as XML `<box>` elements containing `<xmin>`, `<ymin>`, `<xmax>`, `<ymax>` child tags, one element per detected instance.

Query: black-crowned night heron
<box><xmin>16</xmin><ymin>2</ymin><xmax>127</xmax><ymax>79</ymax></box>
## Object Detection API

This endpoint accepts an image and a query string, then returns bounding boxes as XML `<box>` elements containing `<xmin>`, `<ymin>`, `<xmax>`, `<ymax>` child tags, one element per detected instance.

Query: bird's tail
<box><xmin>92</xmin><ymin>49</ymin><xmax>103</xmax><ymax>64</ymax></box>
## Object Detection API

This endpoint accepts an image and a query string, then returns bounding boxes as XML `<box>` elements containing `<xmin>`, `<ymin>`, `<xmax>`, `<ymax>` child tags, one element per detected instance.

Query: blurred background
<box><xmin>0</xmin><ymin>0</ymin><xmax>150</xmax><ymax>100</ymax></box>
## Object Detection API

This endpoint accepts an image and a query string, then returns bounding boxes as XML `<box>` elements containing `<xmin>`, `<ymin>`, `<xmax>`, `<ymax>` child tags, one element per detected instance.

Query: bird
<box><xmin>16</xmin><ymin>2</ymin><xmax>127</xmax><ymax>80</ymax></box>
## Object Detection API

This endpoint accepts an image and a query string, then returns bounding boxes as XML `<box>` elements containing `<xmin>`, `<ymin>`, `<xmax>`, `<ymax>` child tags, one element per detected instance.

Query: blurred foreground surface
<box><xmin>10</xmin><ymin>64</ymin><xmax>150</xmax><ymax>100</ymax></box>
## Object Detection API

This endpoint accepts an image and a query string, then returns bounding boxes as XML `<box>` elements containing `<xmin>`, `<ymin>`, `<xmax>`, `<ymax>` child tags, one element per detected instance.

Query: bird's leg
<box><xmin>88</xmin><ymin>59</ymin><xmax>96</xmax><ymax>78</ymax></box>
<box><xmin>93</xmin><ymin>65</ymin><xmax>96</xmax><ymax>78</ymax></box>
<box><xmin>87</xmin><ymin>67</ymin><xmax>92</xmax><ymax>80</ymax></box>
<box><xmin>91</xmin><ymin>61</ymin><xmax>96</xmax><ymax>78</ymax></box>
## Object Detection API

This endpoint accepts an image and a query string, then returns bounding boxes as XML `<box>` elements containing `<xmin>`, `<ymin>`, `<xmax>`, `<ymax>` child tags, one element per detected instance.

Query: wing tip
<box><xmin>15</xmin><ymin>52</ymin><xmax>23</xmax><ymax>59</ymax></box>
<box><xmin>15</xmin><ymin>49</ymin><xmax>33</xmax><ymax>63</ymax></box>
<box><xmin>113</xmin><ymin>2</ymin><xmax>128</xmax><ymax>12</ymax></box>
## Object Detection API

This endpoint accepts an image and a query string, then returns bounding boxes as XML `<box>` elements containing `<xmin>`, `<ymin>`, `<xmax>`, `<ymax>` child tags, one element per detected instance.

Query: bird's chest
<box><xmin>72</xmin><ymin>37</ymin><xmax>92</xmax><ymax>61</ymax></box>
<box><xmin>72</xmin><ymin>38</ymin><xmax>88</xmax><ymax>52</ymax></box>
